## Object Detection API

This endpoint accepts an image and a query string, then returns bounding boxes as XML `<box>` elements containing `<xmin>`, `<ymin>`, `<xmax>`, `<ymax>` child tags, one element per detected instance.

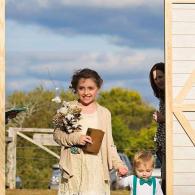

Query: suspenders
<box><xmin>133</xmin><ymin>175</ymin><xmax>156</xmax><ymax>195</ymax></box>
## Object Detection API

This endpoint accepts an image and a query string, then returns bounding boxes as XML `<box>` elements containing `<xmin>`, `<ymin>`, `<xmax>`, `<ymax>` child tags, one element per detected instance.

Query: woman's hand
<box><xmin>118</xmin><ymin>166</ymin><xmax>128</xmax><ymax>176</ymax></box>
<box><xmin>79</xmin><ymin>135</ymin><xmax>93</xmax><ymax>145</ymax></box>
<box><xmin>153</xmin><ymin>111</ymin><xmax>165</xmax><ymax>123</ymax></box>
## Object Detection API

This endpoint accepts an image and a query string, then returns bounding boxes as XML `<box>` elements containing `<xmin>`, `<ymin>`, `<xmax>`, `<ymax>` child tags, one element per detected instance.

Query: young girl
<box><xmin>53</xmin><ymin>68</ymin><xmax>128</xmax><ymax>195</ymax></box>
<box><xmin>119</xmin><ymin>151</ymin><xmax>163</xmax><ymax>195</ymax></box>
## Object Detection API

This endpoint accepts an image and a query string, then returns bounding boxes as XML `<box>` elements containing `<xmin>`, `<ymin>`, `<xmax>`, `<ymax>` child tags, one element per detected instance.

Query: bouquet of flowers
<box><xmin>53</xmin><ymin>101</ymin><xmax>82</xmax><ymax>133</ymax></box>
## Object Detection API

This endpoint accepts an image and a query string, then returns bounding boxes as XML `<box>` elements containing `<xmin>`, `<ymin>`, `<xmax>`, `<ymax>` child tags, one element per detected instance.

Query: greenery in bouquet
<box><xmin>53</xmin><ymin>101</ymin><xmax>82</xmax><ymax>133</ymax></box>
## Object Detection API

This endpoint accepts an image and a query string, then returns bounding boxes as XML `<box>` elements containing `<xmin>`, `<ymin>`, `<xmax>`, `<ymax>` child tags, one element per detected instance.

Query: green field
<box><xmin>6</xmin><ymin>189</ymin><xmax>129</xmax><ymax>195</ymax></box>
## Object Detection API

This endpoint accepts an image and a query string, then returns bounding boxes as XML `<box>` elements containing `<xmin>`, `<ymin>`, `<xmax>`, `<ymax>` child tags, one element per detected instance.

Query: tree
<box><xmin>98</xmin><ymin>87</ymin><xmax>154</xmax><ymax>130</ymax></box>
<box><xmin>98</xmin><ymin>87</ymin><xmax>156</xmax><ymax>159</ymax></box>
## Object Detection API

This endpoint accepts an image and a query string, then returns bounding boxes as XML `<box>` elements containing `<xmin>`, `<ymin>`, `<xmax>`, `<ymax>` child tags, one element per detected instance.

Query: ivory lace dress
<box><xmin>58</xmin><ymin>111</ymin><xmax>110</xmax><ymax>195</ymax></box>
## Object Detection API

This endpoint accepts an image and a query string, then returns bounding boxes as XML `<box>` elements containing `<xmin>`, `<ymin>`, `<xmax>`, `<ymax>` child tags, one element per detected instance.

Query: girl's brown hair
<box><xmin>69</xmin><ymin>68</ymin><xmax>103</xmax><ymax>93</ymax></box>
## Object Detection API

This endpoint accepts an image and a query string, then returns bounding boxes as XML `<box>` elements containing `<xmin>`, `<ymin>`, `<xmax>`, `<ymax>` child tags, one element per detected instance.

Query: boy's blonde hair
<box><xmin>133</xmin><ymin>151</ymin><xmax>154</xmax><ymax>171</ymax></box>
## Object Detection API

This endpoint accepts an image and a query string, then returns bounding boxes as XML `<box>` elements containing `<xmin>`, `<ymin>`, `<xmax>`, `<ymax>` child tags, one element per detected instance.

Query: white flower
<box><xmin>52</xmin><ymin>96</ymin><xmax>61</xmax><ymax>103</ymax></box>
<box><xmin>72</xmin><ymin>124</ymin><xmax>79</xmax><ymax>129</ymax></box>
<box><xmin>58</xmin><ymin>107</ymin><xmax>68</xmax><ymax>115</ymax></box>
<box><xmin>62</xmin><ymin>101</ymin><xmax>69</xmax><ymax>107</ymax></box>
<box><xmin>66</xmin><ymin>113</ymin><xmax>74</xmax><ymax>121</ymax></box>
<box><xmin>53</xmin><ymin>100</ymin><xmax>82</xmax><ymax>133</ymax></box>
<box><xmin>63</xmin><ymin>119</ymin><xmax>67</xmax><ymax>125</ymax></box>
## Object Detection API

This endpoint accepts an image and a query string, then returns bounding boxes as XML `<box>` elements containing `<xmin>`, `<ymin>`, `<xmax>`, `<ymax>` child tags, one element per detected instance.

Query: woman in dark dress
<box><xmin>149</xmin><ymin>62</ymin><xmax>166</xmax><ymax>194</ymax></box>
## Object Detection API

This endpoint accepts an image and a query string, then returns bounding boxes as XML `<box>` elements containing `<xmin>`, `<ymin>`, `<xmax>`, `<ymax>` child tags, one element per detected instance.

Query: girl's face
<box><xmin>135</xmin><ymin>162</ymin><xmax>153</xmax><ymax>180</ymax></box>
<box><xmin>152</xmin><ymin>69</ymin><xmax>165</xmax><ymax>90</ymax></box>
<box><xmin>76</xmin><ymin>78</ymin><xmax>99</xmax><ymax>106</ymax></box>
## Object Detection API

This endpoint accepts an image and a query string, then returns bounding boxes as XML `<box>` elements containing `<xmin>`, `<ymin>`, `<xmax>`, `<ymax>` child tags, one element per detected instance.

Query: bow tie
<box><xmin>139</xmin><ymin>177</ymin><xmax>153</xmax><ymax>186</ymax></box>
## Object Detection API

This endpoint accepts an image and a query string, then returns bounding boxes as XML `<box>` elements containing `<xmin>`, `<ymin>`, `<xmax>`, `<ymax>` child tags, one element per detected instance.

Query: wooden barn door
<box><xmin>165</xmin><ymin>1</ymin><xmax>195</xmax><ymax>194</ymax></box>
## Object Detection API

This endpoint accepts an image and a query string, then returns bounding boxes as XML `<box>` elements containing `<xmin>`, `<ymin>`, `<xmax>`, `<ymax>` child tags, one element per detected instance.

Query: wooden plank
<box><xmin>182</xmin><ymin>111</ymin><xmax>195</xmax><ymax>120</ymax></box>
<box><xmin>173</xmin><ymin>61</ymin><xmax>195</xmax><ymax>73</ymax></box>
<box><xmin>6</xmin><ymin>129</ymin><xmax>17</xmax><ymax>189</ymax></box>
<box><xmin>173</xmin><ymin>120</ymin><xmax>195</xmax><ymax>134</ymax></box>
<box><xmin>165</xmin><ymin>0</ymin><xmax>174</xmax><ymax>194</ymax></box>
<box><xmin>173</xmin><ymin>48</ymin><xmax>195</xmax><ymax>60</ymax></box>
<box><xmin>174</xmin><ymin>71</ymin><xmax>195</xmax><ymax>103</ymax></box>
<box><xmin>174</xmin><ymin>172</ymin><xmax>195</xmax><ymax>185</ymax></box>
<box><xmin>0</xmin><ymin>0</ymin><xmax>5</xmax><ymax>193</ymax></box>
<box><xmin>173</xmin><ymin>146</ymin><xmax>195</xmax><ymax>159</ymax></box>
<box><xmin>173</xmin><ymin>121</ymin><xmax>187</xmax><ymax>133</ymax></box>
<box><xmin>173</xmin><ymin>133</ymin><xmax>194</xmax><ymax>146</ymax></box>
<box><xmin>174</xmin><ymin>160</ymin><xmax>195</xmax><ymax>172</ymax></box>
<box><xmin>174</xmin><ymin>108</ymin><xmax>195</xmax><ymax>145</ymax></box>
<box><xmin>173</xmin><ymin>104</ymin><xmax>195</xmax><ymax>111</ymax></box>
<box><xmin>173</xmin><ymin>112</ymin><xmax>195</xmax><ymax>121</ymax></box>
<box><xmin>182</xmin><ymin>99</ymin><xmax>195</xmax><ymax>104</ymax></box>
<box><xmin>173</xmin><ymin>74</ymin><xmax>195</xmax><ymax>86</ymax></box>
<box><xmin>17</xmin><ymin>132</ymin><xmax>60</xmax><ymax>159</ymax></box>
<box><xmin>33</xmin><ymin>133</ymin><xmax>59</xmax><ymax>146</ymax></box>
<box><xmin>173</xmin><ymin>22</ymin><xmax>195</xmax><ymax>35</ymax></box>
<box><xmin>173</xmin><ymin>87</ymin><xmax>195</xmax><ymax>99</ymax></box>
<box><xmin>173</xmin><ymin>34</ymin><xmax>195</xmax><ymax>48</ymax></box>
<box><xmin>9</xmin><ymin>127</ymin><xmax>54</xmax><ymax>133</ymax></box>
<box><xmin>173</xmin><ymin>3</ymin><xmax>195</xmax><ymax>9</ymax></box>
<box><xmin>174</xmin><ymin>186</ymin><xmax>195</xmax><ymax>195</ymax></box>
<box><xmin>173</xmin><ymin>9</ymin><xmax>195</xmax><ymax>21</ymax></box>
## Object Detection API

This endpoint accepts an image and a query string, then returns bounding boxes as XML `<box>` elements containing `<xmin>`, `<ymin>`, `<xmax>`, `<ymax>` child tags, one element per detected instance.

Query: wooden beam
<box><xmin>33</xmin><ymin>133</ymin><xmax>59</xmax><ymax>146</ymax></box>
<box><xmin>171</xmin><ymin>0</ymin><xmax>195</xmax><ymax>3</ymax></box>
<box><xmin>174</xmin><ymin>71</ymin><xmax>195</xmax><ymax>104</ymax></box>
<box><xmin>9</xmin><ymin>127</ymin><xmax>54</xmax><ymax>133</ymax></box>
<box><xmin>0</xmin><ymin>0</ymin><xmax>5</xmax><ymax>194</ymax></box>
<box><xmin>165</xmin><ymin>0</ymin><xmax>174</xmax><ymax>194</ymax></box>
<box><xmin>6</xmin><ymin>129</ymin><xmax>17</xmax><ymax>189</ymax></box>
<box><xmin>174</xmin><ymin>108</ymin><xmax>195</xmax><ymax>145</ymax></box>
<box><xmin>17</xmin><ymin>132</ymin><xmax>60</xmax><ymax>159</ymax></box>
<box><xmin>174</xmin><ymin>104</ymin><xmax>195</xmax><ymax>111</ymax></box>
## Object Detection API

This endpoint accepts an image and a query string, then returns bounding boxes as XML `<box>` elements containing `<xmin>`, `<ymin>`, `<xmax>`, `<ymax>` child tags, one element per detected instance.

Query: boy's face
<box><xmin>135</xmin><ymin>161</ymin><xmax>153</xmax><ymax>180</ymax></box>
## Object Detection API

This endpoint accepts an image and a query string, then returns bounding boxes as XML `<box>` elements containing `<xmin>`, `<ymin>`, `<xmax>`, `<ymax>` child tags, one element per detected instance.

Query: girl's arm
<box><xmin>53</xmin><ymin>128</ymin><xmax>82</xmax><ymax>147</ymax></box>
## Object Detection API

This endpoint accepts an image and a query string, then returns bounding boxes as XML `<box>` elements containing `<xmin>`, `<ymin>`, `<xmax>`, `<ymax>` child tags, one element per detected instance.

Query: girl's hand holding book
<box><xmin>79</xmin><ymin>135</ymin><xmax>93</xmax><ymax>145</ymax></box>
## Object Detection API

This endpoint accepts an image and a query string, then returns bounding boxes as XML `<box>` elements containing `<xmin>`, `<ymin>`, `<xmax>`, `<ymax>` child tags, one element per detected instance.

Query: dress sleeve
<box><xmin>53</xmin><ymin>128</ymin><xmax>82</xmax><ymax>147</ymax></box>
<box><xmin>156</xmin><ymin>178</ymin><xmax>164</xmax><ymax>195</ymax></box>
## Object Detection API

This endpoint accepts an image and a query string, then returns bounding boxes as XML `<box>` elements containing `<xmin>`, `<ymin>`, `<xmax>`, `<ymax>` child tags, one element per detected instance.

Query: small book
<box><xmin>83</xmin><ymin>128</ymin><xmax>105</xmax><ymax>155</ymax></box>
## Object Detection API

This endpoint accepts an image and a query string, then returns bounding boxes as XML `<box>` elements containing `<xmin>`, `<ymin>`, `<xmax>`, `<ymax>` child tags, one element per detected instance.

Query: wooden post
<box><xmin>0</xmin><ymin>0</ymin><xmax>5</xmax><ymax>194</ymax></box>
<box><xmin>165</xmin><ymin>0</ymin><xmax>173</xmax><ymax>194</ymax></box>
<box><xmin>6</xmin><ymin>128</ymin><xmax>17</xmax><ymax>189</ymax></box>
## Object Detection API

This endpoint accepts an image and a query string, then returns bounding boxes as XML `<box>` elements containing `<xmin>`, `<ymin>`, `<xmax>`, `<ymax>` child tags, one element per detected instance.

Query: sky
<box><xmin>6</xmin><ymin>0</ymin><xmax>164</xmax><ymax>107</ymax></box>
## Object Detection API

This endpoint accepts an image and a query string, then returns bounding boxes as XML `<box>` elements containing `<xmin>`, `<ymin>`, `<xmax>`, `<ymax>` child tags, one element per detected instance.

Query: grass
<box><xmin>6</xmin><ymin>189</ymin><xmax>130</xmax><ymax>195</ymax></box>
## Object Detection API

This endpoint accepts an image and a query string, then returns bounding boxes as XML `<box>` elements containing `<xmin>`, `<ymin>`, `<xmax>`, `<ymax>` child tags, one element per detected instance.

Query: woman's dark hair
<box><xmin>149</xmin><ymin>62</ymin><xmax>165</xmax><ymax>100</ymax></box>
<box><xmin>69</xmin><ymin>68</ymin><xmax>103</xmax><ymax>93</ymax></box>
